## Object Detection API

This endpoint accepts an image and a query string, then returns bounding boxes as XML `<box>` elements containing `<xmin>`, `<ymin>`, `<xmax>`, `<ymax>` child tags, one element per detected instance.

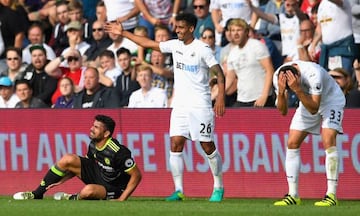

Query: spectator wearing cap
<box><xmin>21</xmin><ymin>44</ymin><xmax>58</xmax><ymax>107</ymax></box>
<box><xmin>0</xmin><ymin>76</ymin><xmax>20</xmax><ymax>108</ymax></box>
<box><xmin>14</xmin><ymin>79</ymin><xmax>48</xmax><ymax>108</ymax></box>
<box><xmin>60</xmin><ymin>20</ymin><xmax>90</xmax><ymax>61</ymax></box>
<box><xmin>22</xmin><ymin>23</ymin><xmax>57</xmax><ymax>64</ymax></box>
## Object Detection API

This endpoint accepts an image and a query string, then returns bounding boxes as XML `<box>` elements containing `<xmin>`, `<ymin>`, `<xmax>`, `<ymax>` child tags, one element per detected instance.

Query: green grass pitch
<box><xmin>2</xmin><ymin>196</ymin><xmax>359</xmax><ymax>216</ymax></box>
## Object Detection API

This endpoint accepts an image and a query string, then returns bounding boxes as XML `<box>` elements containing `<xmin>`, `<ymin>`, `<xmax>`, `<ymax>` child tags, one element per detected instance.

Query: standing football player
<box><xmin>105</xmin><ymin>13</ymin><xmax>226</xmax><ymax>202</ymax></box>
<box><xmin>273</xmin><ymin>61</ymin><xmax>345</xmax><ymax>206</ymax></box>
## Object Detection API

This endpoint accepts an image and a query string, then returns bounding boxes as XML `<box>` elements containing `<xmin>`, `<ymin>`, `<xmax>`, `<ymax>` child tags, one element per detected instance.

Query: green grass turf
<box><xmin>1</xmin><ymin>196</ymin><xmax>359</xmax><ymax>216</ymax></box>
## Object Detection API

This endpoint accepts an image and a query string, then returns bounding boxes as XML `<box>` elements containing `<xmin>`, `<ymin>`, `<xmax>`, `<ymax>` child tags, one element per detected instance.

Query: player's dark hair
<box><xmin>95</xmin><ymin>115</ymin><xmax>116</xmax><ymax>137</ymax></box>
<box><xmin>176</xmin><ymin>13</ymin><xmax>197</xmax><ymax>29</ymax></box>
<box><xmin>279</xmin><ymin>65</ymin><xmax>298</xmax><ymax>76</ymax></box>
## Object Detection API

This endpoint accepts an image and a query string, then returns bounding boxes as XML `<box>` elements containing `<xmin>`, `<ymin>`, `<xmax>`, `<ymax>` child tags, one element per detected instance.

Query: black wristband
<box><xmin>59</xmin><ymin>55</ymin><xmax>65</xmax><ymax>62</ymax></box>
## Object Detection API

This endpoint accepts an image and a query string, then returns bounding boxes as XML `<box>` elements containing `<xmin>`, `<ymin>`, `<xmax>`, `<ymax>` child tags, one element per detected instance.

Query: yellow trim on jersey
<box><xmin>125</xmin><ymin>163</ymin><xmax>137</xmax><ymax>173</ymax></box>
<box><xmin>50</xmin><ymin>165</ymin><xmax>66</xmax><ymax>177</ymax></box>
<box><xmin>96</xmin><ymin>138</ymin><xmax>120</xmax><ymax>152</ymax></box>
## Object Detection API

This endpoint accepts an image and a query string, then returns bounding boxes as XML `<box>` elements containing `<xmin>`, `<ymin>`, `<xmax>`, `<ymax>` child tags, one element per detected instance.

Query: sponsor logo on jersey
<box><xmin>176</xmin><ymin>62</ymin><xmax>199</xmax><ymax>73</ymax></box>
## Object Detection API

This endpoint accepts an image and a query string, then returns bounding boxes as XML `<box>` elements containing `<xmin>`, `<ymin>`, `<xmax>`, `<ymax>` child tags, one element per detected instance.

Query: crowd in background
<box><xmin>0</xmin><ymin>0</ymin><xmax>360</xmax><ymax>109</ymax></box>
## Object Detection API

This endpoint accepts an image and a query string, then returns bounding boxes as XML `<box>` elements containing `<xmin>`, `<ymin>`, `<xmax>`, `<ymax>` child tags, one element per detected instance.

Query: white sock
<box><xmin>325</xmin><ymin>146</ymin><xmax>339</xmax><ymax>196</ymax></box>
<box><xmin>169</xmin><ymin>151</ymin><xmax>184</xmax><ymax>193</ymax></box>
<box><xmin>286</xmin><ymin>148</ymin><xmax>300</xmax><ymax>197</ymax></box>
<box><xmin>207</xmin><ymin>149</ymin><xmax>223</xmax><ymax>189</ymax></box>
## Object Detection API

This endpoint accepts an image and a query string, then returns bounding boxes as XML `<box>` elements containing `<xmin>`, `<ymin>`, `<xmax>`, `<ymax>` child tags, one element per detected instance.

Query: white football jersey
<box><xmin>159</xmin><ymin>39</ymin><xmax>218</xmax><ymax>108</ymax></box>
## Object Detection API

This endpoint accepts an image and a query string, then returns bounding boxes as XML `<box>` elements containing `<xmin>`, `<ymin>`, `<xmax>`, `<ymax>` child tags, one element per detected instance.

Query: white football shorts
<box><xmin>170</xmin><ymin>107</ymin><xmax>215</xmax><ymax>142</ymax></box>
<box><xmin>290</xmin><ymin>103</ymin><xmax>344</xmax><ymax>134</ymax></box>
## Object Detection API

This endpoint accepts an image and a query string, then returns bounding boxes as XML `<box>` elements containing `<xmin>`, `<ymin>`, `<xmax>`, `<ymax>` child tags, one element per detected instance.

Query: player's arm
<box><xmin>211</xmin><ymin>64</ymin><xmax>225</xmax><ymax>117</ymax></box>
<box><xmin>287</xmin><ymin>72</ymin><xmax>321</xmax><ymax>114</ymax></box>
<box><xmin>104</xmin><ymin>22</ymin><xmax>160</xmax><ymax>51</ymax></box>
<box><xmin>116</xmin><ymin>164</ymin><xmax>142</xmax><ymax>201</ymax></box>
<box><xmin>276</xmin><ymin>72</ymin><xmax>289</xmax><ymax>116</ymax></box>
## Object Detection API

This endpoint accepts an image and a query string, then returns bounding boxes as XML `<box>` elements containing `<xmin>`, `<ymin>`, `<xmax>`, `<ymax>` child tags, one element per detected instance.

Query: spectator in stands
<box><xmin>133</xmin><ymin>26</ymin><xmax>152</xmax><ymax>63</ymax></box>
<box><xmin>48</xmin><ymin>1</ymin><xmax>70</xmax><ymax>56</ymax></box>
<box><xmin>115</xmin><ymin>47</ymin><xmax>140</xmax><ymax>107</ymax></box>
<box><xmin>21</xmin><ymin>45</ymin><xmax>58</xmax><ymax>107</ymax></box>
<box><xmin>154</xmin><ymin>24</ymin><xmax>173</xmax><ymax>68</ymax></box>
<box><xmin>142</xmin><ymin>49</ymin><xmax>174</xmax><ymax>99</ymax></box>
<box><xmin>225</xmin><ymin>18</ymin><xmax>275</xmax><ymax>107</ymax></box>
<box><xmin>0</xmin><ymin>47</ymin><xmax>27</xmax><ymax>82</ymax></box>
<box><xmin>0</xmin><ymin>76</ymin><xmax>19</xmax><ymax>108</ymax></box>
<box><xmin>248</xmin><ymin>27</ymin><xmax>283</xmax><ymax>70</ymax></box>
<box><xmin>83</xmin><ymin>20</ymin><xmax>112</xmax><ymax>64</ymax></box>
<box><xmin>72</xmin><ymin>67</ymin><xmax>120</xmax><ymax>108</ymax></box>
<box><xmin>192</xmin><ymin>0</ymin><xmax>214</xmax><ymax>39</ymax></box>
<box><xmin>297</xmin><ymin>19</ymin><xmax>320</xmax><ymax>63</ymax></box>
<box><xmin>7</xmin><ymin>0</ymin><xmax>30</xmax><ymax>34</ymax></box>
<box><xmin>45</xmin><ymin>49</ymin><xmax>85</xmax><ymax>104</ymax></box>
<box><xmin>103</xmin><ymin>0</ymin><xmax>139</xmax><ymax>32</ymax></box>
<box><xmin>98</xmin><ymin>50</ymin><xmax>122</xmax><ymax>87</ymax></box>
<box><xmin>107</xmin><ymin>31</ymin><xmax>138</xmax><ymax>66</ymax></box>
<box><xmin>218</xmin><ymin>19</ymin><xmax>238</xmax><ymax>107</ymax></box>
<box><xmin>346</xmin><ymin>60</ymin><xmax>360</xmax><ymax>107</ymax></box>
<box><xmin>128</xmin><ymin>65</ymin><xmax>168</xmax><ymax>108</ymax></box>
<box><xmin>53</xmin><ymin>77</ymin><xmax>75</xmax><ymax>108</ymax></box>
<box><xmin>14</xmin><ymin>79</ymin><xmax>48</xmax><ymax>108</ymax></box>
<box><xmin>256</xmin><ymin>0</ymin><xmax>284</xmax><ymax>53</ymax></box>
<box><xmin>134</xmin><ymin>0</ymin><xmax>182</xmax><ymax>39</ymax></box>
<box><xmin>329</xmin><ymin>67</ymin><xmax>353</xmax><ymax>96</ymax></box>
<box><xmin>22</xmin><ymin>23</ymin><xmax>57</xmax><ymax>64</ymax></box>
<box><xmin>61</xmin><ymin>21</ymin><xmax>90</xmax><ymax>57</ymax></box>
<box><xmin>200</xmin><ymin>28</ymin><xmax>221</xmax><ymax>62</ymax></box>
<box><xmin>310</xmin><ymin>0</ymin><xmax>356</xmax><ymax>76</ymax></box>
<box><xmin>0</xmin><ymin>0</ymin><xmax>26</xmax><ymax>71</ymax></box>
<box><xmin>95</xmin><ymin>1</ymin><xmax>107</xmax><ymax>22</ymax></box>
<box><xmin>211</xmin><ymin>0</ymin><xmax>259</xmax><ymax>46</ymax></box>
<box><xmin>248</xmin><ymin>0</ymin><xmax>308</xmax><ymax>62</ymax></box>
<box><xmin>68</xmin><ymin>1</ymin><xmax>91</xmax><ymax>42</ymax></box>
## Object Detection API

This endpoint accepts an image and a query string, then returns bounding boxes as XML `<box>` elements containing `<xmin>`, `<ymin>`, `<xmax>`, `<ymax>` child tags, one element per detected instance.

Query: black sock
<box><xmin>32</xmin><ymin>165</ymin><xmax>66</xmax><ymax>199</ymax></box>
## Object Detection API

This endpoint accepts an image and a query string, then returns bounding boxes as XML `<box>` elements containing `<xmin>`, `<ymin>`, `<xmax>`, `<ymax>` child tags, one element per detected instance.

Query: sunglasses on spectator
<box><xmin>202</xmin><ymin>35</ymin><xmax>214</xmax><ymax>39</ymax></box>
<box><xmin>7</xmin><ymin>57</ymin><xmax>19</xmax><ymax>61</ymax></box>
<box><xmin>193</xmin><ymin>5</ymin><xmax>206</xmax><ymax>9</ymax></box>
<box><xmin>67</xmin><ymin>56</ymin><xmax>80</xmax><ymax>62</ymax></box>
<box><xmin>93</xmin><ymin>28</ymin><xmax>103</xmax><ymax>32</ymax></box>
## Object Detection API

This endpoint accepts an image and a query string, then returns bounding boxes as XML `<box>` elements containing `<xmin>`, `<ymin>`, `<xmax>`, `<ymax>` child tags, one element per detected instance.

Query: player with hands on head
<box><xmin>13</xmin><ymin>115</ymin><xmax>142</xmax><ymax>201</ymax></box>
<box><xmin>273</xmin><ymin>60</ymin><xmax>346</xmax><ymax>207</ymax></box>
<box><xmin>105</xmin><ymin>13</ymin><xmax>226</xmax><ymax>202</ymax></box>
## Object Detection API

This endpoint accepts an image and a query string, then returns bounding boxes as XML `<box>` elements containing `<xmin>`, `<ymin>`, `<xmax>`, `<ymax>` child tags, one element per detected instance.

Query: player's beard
<box><xmin>90</xmin><ymin>136</ymin><xmax>102</xmax><ymax>143</ymax></box>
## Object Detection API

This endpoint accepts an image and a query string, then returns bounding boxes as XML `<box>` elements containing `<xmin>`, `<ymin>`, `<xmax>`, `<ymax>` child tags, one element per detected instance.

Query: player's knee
<box><xmin>79</xmin><ymin>185</ymin><xmax>106</xmax><ymax>200</ymax></box>
<box><xmin>58</xmin><ymin>154</ymin><xmax>79</xmax><ymax>168</ymax></box>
